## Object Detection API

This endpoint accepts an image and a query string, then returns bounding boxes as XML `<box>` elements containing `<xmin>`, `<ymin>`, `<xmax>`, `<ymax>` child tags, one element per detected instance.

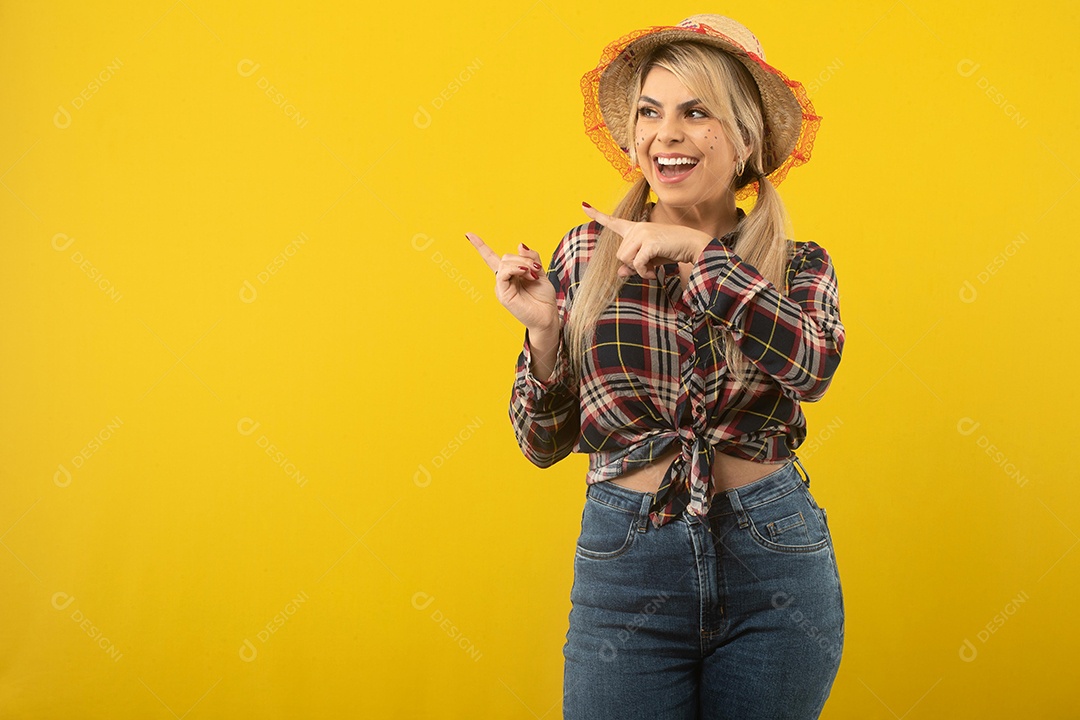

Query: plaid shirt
<box><xmin>508</xmin><ymin>206</ymin><xmax>845</xmax><ymax>528</ymax></box>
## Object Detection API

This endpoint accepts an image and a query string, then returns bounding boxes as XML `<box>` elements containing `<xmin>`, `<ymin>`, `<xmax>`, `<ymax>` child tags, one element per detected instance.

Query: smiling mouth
<box><xmin>654</xmin><ymin>156</ymin><xmax>699</xmax><ymax>180</ymax></box>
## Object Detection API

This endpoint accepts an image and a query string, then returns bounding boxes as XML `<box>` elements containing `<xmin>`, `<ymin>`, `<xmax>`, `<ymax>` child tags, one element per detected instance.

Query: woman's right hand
<box><xmin>465</xmin><ymin>232</ymin><xmax>559</xmax><ymax>333</ymax></box>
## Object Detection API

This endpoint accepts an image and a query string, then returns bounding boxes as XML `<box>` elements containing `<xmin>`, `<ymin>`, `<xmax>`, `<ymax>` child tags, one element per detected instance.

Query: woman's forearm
<box><xmin>527</xmin><ymin>324</ymin><xmax>561</xmax><ymax>383</ymax></box>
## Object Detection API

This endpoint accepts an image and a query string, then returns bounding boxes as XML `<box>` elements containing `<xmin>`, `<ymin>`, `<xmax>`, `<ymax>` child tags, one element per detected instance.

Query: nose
<box><xmin>657</xmin><ymin>113</ymin><xmax>686</xmax><ymax>143</ymax></box>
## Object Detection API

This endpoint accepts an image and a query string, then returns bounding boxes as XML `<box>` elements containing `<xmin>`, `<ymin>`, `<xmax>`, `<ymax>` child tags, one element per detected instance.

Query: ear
<box><xmin>736</xmin><ymin>121</ymin><xmax>753</xmax><ymax>152</ymax></box>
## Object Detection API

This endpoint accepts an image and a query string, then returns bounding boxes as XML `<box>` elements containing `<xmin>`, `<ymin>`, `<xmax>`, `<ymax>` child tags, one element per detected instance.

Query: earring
<box><xmin>735</xmin><ymin>156</ymin><xmax>745</xmax><ymax>177</ymax></box>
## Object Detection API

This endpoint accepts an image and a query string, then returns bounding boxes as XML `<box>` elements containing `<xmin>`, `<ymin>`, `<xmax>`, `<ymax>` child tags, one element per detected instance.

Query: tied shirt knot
<box><xmin>647</xmin><ymin>416</ymin><xmax>716</xmax><ymax>529</ymax></box>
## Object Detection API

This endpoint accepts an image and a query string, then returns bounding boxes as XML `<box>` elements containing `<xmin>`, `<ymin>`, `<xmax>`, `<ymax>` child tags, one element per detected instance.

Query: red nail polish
<box><xmin>582</xmin><ymin>201</ymin><xmax>592</xmax><ymax>208</ymax></box>
<box><xmin>531</xmin><ymin>270</ymin><xmax>539</xmax><ymax>279</ymax></box>
<box><xmin>532</xmin><ymin>262</ymin><xmax>541</xmax><ymax>270</ymax></box>
<box><xmin>522</xmin><ymin>243</ymin><xmax>530</xmax><ymax>250</ymax></box>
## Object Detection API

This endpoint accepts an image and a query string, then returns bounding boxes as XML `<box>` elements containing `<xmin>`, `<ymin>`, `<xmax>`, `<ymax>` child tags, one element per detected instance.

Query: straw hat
<box><xmin>580</xmin><ymin>14</ymin><xmax>821</xmax><ymax>200</ymax></box>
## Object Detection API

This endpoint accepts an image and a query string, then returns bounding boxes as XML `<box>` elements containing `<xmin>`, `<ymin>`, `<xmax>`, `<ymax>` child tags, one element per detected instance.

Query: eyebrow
<box><xmin>637</xmin><ymin>96</ymin><xmax>703</xmax><ymax>111</ymax></box>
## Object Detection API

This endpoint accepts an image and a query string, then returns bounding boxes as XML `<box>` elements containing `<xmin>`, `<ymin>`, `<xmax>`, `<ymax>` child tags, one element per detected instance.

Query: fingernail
<box><xmin>582</xmin><ymin>201</ymin><xmax>592</xmax><ymax>208</ymax></box>
<box><xmin>532</xmin><ymin>262</ymin><xmax>541</xmax><ymax>270</ymax></box>
<box><xmin>531</xmin><ymin>270</ymin><xmax>539</xmax><ymax>279</ymax></box>
<box><xmin>464</xmin><ymin>233</ymin><xmax>470</xmax><ymax>240</ymax></box>
<box><xmin>522</xmin><ymin>243</ymin><xmax>530</xmax><ymax>250</ymax></box>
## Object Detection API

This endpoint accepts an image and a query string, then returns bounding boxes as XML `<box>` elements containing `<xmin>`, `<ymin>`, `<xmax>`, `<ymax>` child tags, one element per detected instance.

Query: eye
<box><xmin>636</xmin><ymin>106</ymin><xmax>709</xmax><ymax>118</ymax></box>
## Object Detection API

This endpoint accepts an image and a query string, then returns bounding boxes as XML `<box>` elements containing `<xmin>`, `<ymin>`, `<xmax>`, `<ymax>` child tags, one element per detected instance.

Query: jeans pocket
<box><xmin>575</xmin><ymin>495</ymin><xmax>639</xmax><ymax>560</ymax></box>
<box><xmin>743</xmin><ymin>485</ymin><xmax>830</xmax><ymax>554</ymax></box>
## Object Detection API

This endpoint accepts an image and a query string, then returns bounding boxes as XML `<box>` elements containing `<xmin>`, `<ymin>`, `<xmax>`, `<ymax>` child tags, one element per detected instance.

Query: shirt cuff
<box><xmin>682</xmin><ymin>237</ymin><xmax>770</xmax><ymax>331</ymax></box>
<box><xmin>520</xmin><ymin>325</ymin><xmax>571</xmax><ymax>403</ymax></box>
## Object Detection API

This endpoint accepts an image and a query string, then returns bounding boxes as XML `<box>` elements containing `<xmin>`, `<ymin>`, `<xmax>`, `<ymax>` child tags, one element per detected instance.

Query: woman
<box><xmin>467</xmin><ymin>14</ymin><xmax>845</xmax><ymax>719</ymax></box>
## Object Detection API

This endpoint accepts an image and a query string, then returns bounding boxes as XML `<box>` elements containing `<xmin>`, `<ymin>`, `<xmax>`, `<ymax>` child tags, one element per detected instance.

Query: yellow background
<box><xmin>2</xmin><ymin>1</ymin><xmax>1077</xmax><ymax>717</ymax></box>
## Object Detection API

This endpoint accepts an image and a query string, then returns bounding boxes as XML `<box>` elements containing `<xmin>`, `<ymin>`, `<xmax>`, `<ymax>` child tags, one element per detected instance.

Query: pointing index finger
<box><xmin>465</xmin><ymin>232</ymin><xmax>501</xmax><ymax>273</ymax></box>
<box><xmin>581</xmin><ymin>202</ymin><xmax>634</xmax><ymax>238</ymax></box>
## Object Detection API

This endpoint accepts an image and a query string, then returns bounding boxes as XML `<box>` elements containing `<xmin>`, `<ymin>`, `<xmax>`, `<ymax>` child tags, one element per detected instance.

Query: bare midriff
<box><xmin>609</xmin><ymin>444</ymin><xmax>788</xmax><ymax>499</ymax></box>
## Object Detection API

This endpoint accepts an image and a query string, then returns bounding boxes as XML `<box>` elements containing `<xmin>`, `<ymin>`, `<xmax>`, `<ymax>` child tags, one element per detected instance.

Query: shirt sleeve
<box><xmin>507</xmin><ymin>229</ymin><xmax>582</xmax><ymax>467</ymax></box>
<box><xmin>683</xmin><ymin>237</ymin><xmax>845</xmax><ymax>402</ymax></box>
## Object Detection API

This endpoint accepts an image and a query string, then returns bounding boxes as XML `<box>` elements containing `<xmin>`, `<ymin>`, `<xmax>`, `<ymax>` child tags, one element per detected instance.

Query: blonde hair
<box><xmin>566</xmin><ymin>41</ymin><xmax>796</xmax><ymax>393</ymax></box>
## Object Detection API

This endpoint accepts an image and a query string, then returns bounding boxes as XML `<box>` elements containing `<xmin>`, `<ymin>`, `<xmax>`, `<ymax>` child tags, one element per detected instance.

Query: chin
<box><xmin>655</xmin><ymin>192</ymin><xmax>695</xmax><ymax>205</ymax></box>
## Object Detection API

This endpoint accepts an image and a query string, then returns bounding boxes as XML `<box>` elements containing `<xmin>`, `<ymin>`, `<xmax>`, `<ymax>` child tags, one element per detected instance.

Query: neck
<box><xmin>648</xmin><ymin>198</ymin><xmax>740</xmax><ymax>240</ymax></box>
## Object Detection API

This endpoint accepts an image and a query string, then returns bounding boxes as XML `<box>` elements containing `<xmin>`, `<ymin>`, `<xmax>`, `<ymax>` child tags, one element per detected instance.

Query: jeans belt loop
<box><xmin>637</xmin><ymin>493</ymin><xmax>652</xmax><ymax>533</ymax></box>
<box><xmin>792</xmin><ymin>455</ymin><xmax>810</xmax><ymax>488</ymax></box>
<box><xmin>725</xmin><ymin>488</ymin><xmax>750</xmax><ymax>528</ymax></box>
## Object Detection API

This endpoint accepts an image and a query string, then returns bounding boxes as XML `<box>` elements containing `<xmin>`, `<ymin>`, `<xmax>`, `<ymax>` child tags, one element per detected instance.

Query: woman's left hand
<box><xmin>581</xmin><ymin>202</ymin><xmax>714</xmax><ymax>279</ymax></box>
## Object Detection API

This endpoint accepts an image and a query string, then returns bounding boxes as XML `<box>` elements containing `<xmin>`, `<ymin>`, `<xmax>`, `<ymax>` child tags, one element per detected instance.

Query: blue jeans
<box><xmin>563</xmin><ymin>457</ymin><xmax>844</xmax><ymax>719</ymax></box>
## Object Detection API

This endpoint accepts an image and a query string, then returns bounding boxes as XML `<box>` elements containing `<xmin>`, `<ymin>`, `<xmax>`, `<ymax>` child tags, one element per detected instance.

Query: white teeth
<box><xmin>656</xmin><ymin>156</ymin><xmax>699</xmax><ymax>166</ymax></box>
